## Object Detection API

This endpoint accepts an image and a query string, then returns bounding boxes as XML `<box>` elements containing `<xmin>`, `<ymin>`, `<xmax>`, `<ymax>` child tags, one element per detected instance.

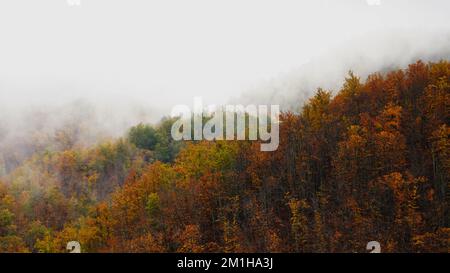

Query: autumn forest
<box><xmin>0</xmin><ymin>60</ymin><xmax>449</xmax><ymax>253</ymax></box>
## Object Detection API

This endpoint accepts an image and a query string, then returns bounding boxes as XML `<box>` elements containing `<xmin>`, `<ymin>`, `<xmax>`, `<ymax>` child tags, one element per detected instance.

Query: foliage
<box><xmin>0</xmin><ymin>60</ymin><xmax>449</xmax><ymax>252</ymax></box>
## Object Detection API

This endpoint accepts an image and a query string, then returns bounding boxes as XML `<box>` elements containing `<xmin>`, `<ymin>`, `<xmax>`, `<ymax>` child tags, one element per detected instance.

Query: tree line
<box><xmin>0</xmin><ymin>60</ymin><xmax>448</xmax><ymax>252</ymax></box>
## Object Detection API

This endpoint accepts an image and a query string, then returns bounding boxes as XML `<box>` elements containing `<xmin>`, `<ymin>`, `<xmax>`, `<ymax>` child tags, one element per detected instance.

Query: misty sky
<box><xmin>1</xmin><ymin>0</ymin><xmax>450</xmax><ymax>119</ymax></box>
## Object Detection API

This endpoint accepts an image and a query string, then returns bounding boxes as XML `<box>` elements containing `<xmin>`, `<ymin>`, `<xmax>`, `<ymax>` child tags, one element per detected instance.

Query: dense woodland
<box><xmin>0</xmin><ymin>60</ymin><xmax>448</xmax><ymax>253</ymax></box>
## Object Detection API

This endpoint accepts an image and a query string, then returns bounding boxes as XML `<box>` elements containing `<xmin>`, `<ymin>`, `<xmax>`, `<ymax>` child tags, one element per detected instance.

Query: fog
<box><xmin>235</xmin><ymin>29</ymin><xmax>450</xmax><ymax>108</ymax></box>
<box><xmin>1</xmin><ymin>0</ymin><xmax>450</xmax><ymax>172</ymax></box>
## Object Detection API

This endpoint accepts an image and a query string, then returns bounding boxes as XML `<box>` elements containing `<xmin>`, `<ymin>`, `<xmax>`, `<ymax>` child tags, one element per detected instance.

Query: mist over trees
<box><xmin>0</xmin><ymin>60</ymin><xmax>449</xmax><ymax>252</ymax></box>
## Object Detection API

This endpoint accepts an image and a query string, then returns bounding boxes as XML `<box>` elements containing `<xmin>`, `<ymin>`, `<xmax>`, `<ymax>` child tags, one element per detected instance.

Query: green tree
<box><xmin>128</xmin><ymin>123</ymin><xmax>159</xmax><ymax>150</ymax></box>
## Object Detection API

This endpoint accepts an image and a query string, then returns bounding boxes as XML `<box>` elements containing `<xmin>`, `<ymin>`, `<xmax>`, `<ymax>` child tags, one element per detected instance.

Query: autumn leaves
<box><xmin>0</xmin><ymin>60</ymin><xmax>448</xmax><ymax>252</ymax></box>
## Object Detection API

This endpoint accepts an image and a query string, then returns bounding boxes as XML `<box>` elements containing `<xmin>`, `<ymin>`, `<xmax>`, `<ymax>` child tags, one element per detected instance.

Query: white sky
<box><xmin>0</xmin><ymin>0</ymin><xmax>450</xmax><ymax>116</ymax></box>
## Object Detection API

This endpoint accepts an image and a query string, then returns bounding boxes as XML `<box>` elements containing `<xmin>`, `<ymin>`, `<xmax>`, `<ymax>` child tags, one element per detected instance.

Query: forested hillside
<box><xmin>0</xmin><ymin>60</ymin><xmax>448</xmax><ymax>252</ymax></box>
